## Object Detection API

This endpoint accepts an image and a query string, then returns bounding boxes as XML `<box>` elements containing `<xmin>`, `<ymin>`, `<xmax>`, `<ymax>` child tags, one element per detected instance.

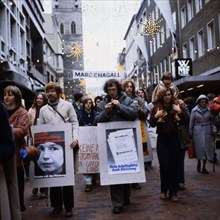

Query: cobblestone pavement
<box><xmin>21</xmin><ymin>149</ymin><xmax>220</xmax><ymax>220</ymax></box>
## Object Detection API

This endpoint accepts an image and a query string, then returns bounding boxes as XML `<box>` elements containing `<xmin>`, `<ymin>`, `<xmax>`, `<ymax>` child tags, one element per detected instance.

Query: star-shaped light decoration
<box><xmin>139</xmin><ymin>14</ymin><xmax>164</xmax><ymax>42</ymax></box>
<box><xmin>67</xmin><ymin>43</ymin><xmax>83</xmax><ymax>62</ymax></box>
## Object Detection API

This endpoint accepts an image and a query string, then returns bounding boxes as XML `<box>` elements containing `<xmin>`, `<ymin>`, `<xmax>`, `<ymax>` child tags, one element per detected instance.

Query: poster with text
<box><xmin>30</xmin><ymin>123</ymin><xmax>74</xmax><ymax>187</ymax></box>
<box><xmin>97</xmin><ymin>121</ymin><xmax>146</xmax><ymax>185</ymax></box>
<box><xmin>75</xmin><ymin>126</ymin><xmax>99</xmax><ymax>174</ymax></box>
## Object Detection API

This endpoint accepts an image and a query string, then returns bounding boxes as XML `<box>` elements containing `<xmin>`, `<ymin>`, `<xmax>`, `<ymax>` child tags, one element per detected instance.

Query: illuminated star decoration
<box><xmin>67</xmin><ymin>43</ymin><xmax>83</xmax><ymax>62</ymax></box>
<box><xmin>139</xmin><ymin>14</ymin><xmax>164</xmax><ymax>41</ymax></box>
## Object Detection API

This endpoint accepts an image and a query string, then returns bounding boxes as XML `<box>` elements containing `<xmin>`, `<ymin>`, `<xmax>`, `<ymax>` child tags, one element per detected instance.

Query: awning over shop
<box><xmin>174</xmin><ymin>72</ymin><xmax>220</xmax><ymax>98</ymax></box>
<box><xmin>0</xmin><ymin>61</ymin><xmax>35</xmax><ymax>108</ymax></box>
<box><xmin>0</xmin><ymin>61</ymin><xmax>32</xmax><ymax>90</ymax></box>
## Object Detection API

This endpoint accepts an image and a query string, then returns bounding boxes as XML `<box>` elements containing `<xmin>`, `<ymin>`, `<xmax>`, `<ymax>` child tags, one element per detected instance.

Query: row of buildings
<box><xmin>0</xmin><ymin>0</ymin><xmax>84</xmax><ymax>108</ymax></box>
<box><xmin>0</xmin><ymin>0</ymin><xmax>220</xmax><ymax>107</ymax></box>
<box><xmin>121</xmin><ymin>0</ymin><xmax>220</xmax><ymax>100</ymax></box>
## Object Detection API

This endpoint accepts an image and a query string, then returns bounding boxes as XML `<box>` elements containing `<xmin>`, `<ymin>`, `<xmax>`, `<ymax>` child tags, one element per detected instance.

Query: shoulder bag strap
<box><xmin>50</xmin><ymin>105</ymin><xmax>66</xmax><ymax>123</ymax></box>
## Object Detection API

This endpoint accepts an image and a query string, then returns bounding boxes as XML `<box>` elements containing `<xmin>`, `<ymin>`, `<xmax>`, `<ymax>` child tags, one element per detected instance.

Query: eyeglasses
<box><xmin>107</xmin><ymin>88</ymin><xmax>117</xmax><ymax>92</ymax></box>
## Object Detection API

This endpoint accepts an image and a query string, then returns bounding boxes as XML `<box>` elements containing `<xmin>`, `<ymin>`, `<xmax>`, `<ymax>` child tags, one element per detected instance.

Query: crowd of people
<box><xmin>0</xmin><ymin>73</ymin><xmax>219</xmax><ymax>218</ymax></box>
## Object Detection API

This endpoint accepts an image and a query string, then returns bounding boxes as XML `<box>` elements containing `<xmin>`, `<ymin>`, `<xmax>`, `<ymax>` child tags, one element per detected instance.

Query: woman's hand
<box><xmin>70</xmin><ymin>139</ymin><xmax>78</xmax><ymax>149</ymax></box>
<box><xmin>172</xmin><ymin>104</ymin><xmax>182</xmax><ymax>114</ymax></box>
<box><xmin>155</xmin><ymin>108</ymin><xmax>164</xmax><ymax>118</ymax></box>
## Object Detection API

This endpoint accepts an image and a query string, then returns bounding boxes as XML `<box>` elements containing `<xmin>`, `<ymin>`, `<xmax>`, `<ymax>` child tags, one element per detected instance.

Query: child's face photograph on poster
<box><xmin>97</xmin><ymin>121</ymin><xmax>146</xmax><ymax>186</ymax></box>
<box><xmin>34</xmin><ymin>131</ymin><xmax>66</xmax><ymax>178</ymax></box>
<box><xmin>30</xmin><ymin>123</ymin><xmax>74</xmax><ymax>188</ymax></box>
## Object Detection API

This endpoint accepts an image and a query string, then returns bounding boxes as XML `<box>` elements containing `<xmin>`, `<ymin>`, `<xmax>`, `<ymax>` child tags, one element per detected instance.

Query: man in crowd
<box><xmin>39</xmin><ymin>82</ymin><xmax>79</xmax><ymax>218</ymax></box>
<box><xmin>72</xmin><ymin>92</ymin><xmax>83</xmax><ymax>114</ymax></box>
<box><xmin>123</xmin><ymin>80</ymin><xmax>149</xmax><ymax>189</ymax></box>
<box><xmin>95</xmin><ymin>79</ymin><xmax>137</xmax><ymax>214</ymax></box>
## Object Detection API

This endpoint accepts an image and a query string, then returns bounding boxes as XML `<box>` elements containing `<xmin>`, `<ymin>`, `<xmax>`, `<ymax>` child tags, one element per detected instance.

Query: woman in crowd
<box><xmin>137</xmin><ymin>88</ymin><xmax>148</xmax><ymax>107</ymax></box>
<box><xmin>77</xmin><ymin>97</ymin><xmax>97</xmax><ymax>192</ymax></box>
<box><xmin>189</xmin><ymin>94</ymin><xmax>217</xmax><ymax>174</ymax></box>
<box><xmin>3</xmin><ymin>85</ymin><xmax>29</xmax><ymax>211</ymax></box>
<box><xmin>94</xmin><ymin>95</ymin><xmax>103</xmax><ymax>111</ymax></box>
<box><xmin>150</xmin><ymin>88</ymin><xmax>189</xmax><ymax>202</ymax></box>
<box><xmin>28</xmin><ymin>92</ymin><xmax>48</xmax><ymax>198</ymax></box>
<box><xmin>0</xmin><ymin>100</ymin><xmax>21</xmax><ymax>220</ymax></box>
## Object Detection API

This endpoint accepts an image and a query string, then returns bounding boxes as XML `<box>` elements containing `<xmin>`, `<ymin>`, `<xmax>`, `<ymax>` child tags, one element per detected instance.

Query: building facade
<box><xmin>123</xmin><ymin>0</ymin><xmax>220</xmax><ymax>100</ymax></box>
<box><xmin>0</xmin><ymin>0</ymin><xmax>64</xmax><ymax>108</ymax></box>
<box><xmin>52</xmin><ymin>0</ymin><xmax>85</xmax><ymax>102</ymax></box>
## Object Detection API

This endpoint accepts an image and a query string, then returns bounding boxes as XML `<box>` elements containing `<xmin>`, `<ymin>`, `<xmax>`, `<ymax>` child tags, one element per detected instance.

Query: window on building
<box><xmin>160</xmin><ymin>62</ymin><xmax>163</xmax><ymax>78</ymax></box>
<box><xmin>150</xmin><ymin>42</ymin><xmax>153</xmax><ymax>56</ymax></box>
<box><xmin>51</xmin><ymin>75</ymin><xmax>54</xmax><ymax>82</ymax></box>
<box><xmin>168</xmin><ymin>54</ymin><xmax>172</xmax><ymax>71</ymax></box>
<box><xmin>161</xmin><ymin>26</ymin><xmax>165</xmax><ymax>44</ymax></box>
<box><xmin>155</xmin><ymin>5</ymin><xmax>159</xmax><ymax>20</ymax></box>
<box><xmin>60</xmin><ymin>23</ymin><xmax>64</xmax><ymax>34</ymax></box>
<box><xmin>47</xmin><ymin>72</ymin><xmax>50</xmax><ymax>83</ymax></box>
<box><xmin>166</xmin><ymin>23</ymin><xmax>170</xmax><ymax>39</ymax></box>
<box><xmin>172</xmin><ymin>11</ymin><xmax>177</xmax><ymax>31</ymax></box>
<box><xmin>197</xmin><ymin>29</ymin><xmax>205</xmax><ymax>57</ymax></box>
<box><xmin>71</xmin><ymin>21</ymin><xmax>76</xmax><ymax>34</ymax></box>
<box><xmin>187</xmin><ymin>0</ymin><xmax>194</xmax><ymax>21</ymax></box>
<box><xmin>181</xmin><ymin>6</ymin><xmax>186</xmax><ymax>28</ymax></box>
<box><xmin>156</xmin><ymin>65</ymin><xmax>160</xmax><ymax>83</ymax></box>
<box><xmin>182</xmin><ymin>43</ymin><xmax>187</xmax><ymax>58</ymax></box>
<box><xmin>163</xmin><ymin>58</ymin><xmax>167</xmax><ymax>72</ymax></box>
<box><xmin>219</xmin><ymin>14</ymin><xmax>220</xmax><ymax>39</ymax></box>
<box><xmin>157</xmin><ymin>33</ymin><xmax>160</xmax><ymax>49</ymax></box>
<box><xmin>195</xmin><ymin>0</ymin><xmax>202</xmax><ymax>13</ymax></box>
<box><xmin>153</xmin><ymin>39</ymin><xmax>156</xmax><ymax>53</ymax></box>
<box><xmin>189</xmin><ymin>37</ymin><xmax>196</xmax><ymax>60</ymax></box>
<box><xmin>207</xmin><ymin>20</ymin><xmax>215</xmax><ymax>50</ymax></box>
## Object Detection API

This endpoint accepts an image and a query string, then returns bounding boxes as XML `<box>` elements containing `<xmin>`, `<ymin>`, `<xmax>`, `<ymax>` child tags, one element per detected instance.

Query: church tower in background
<box><xmin>52</xmin><ymin>0</ymin><xmax>85</xmax><ymax>102</ymax></box>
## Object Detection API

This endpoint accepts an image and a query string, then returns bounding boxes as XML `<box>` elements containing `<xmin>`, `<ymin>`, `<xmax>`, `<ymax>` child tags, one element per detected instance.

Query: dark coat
<box><xmin>0</xmin><ymin>102</ymin><xmax>21</xmax><ymax>219</ymax></box>
<box><xmin>0</xmin><ymin>101</ymin><xmax>15</xmax><ymax>160</ymax></box>
<box><xmin>77</xmin><ymin>109</ymin><xmax>96</xmax><ymax>126</ymax></box>
<box><xmin>95</xmin><ymin>92</ymin><xmax>137</xmax><ymax>123</ymax></box>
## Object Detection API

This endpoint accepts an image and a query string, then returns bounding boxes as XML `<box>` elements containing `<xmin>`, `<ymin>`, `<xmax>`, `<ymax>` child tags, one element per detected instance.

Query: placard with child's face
<box><xmin>30</xmin><ymin>123</ymin><xmax>74</xmax><ymax>187</ymax></box>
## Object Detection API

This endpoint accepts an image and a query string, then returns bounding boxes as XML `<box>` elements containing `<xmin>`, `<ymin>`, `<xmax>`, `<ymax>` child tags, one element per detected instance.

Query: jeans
<box><xmin>157</xmin><ymin>132</ymin><xmax>181</xmax><ymax>196</ymax></box>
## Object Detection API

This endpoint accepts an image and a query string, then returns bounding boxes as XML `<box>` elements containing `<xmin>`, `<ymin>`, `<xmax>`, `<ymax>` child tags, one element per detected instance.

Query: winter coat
<box><xmin>151</xmin><ymin>81</ymin><xmax>179</xmax><ymax>103</ymax></box>
<box><xmin>8</xmin><ymin>107</ymin><xmax>29</xmax><ymax>167</ymax></box>
<box><xmin>77</xmin><ymin>109</ymin><xmax>96</xmax><ymax>126</ymax></box>
<box><xmin>28</xmin><ymin>107</ymin><xmax>37</xmax><ymax>126</ymax></box>
<box><xmin>95</xmin><ymin>92</ymin><xmax>137</xmax><ymax>123</ymax></box>
<box><xmin>189</xmin><ymin>105</ymin><xmax>216</xmax><ymax>160</ymax></box>
<box><xmin>178</xmin><ymin>103</ymin><xmax>190</xmax><ymax>149</ymax></box>
<box><xmin>130</xmin><ymin>94</ymin><xmax>148</xmax><ymax>121</ymax></box>
<box><xmin>0</xmin><ymin>101</ymin><xmax>21</xmax><ymax>220</ymax></box>
<box><xmin>39</xmin><ymin>98</ymin><xmax>79</xmax><ymax>140</ymax></box>
<box><xmin>150</xmin><ymin>102</ymin><xmax>189</xmax><ymax>134</ymax></box>
<box><xmin>0</xmin><ymin>101</ymin><xmax>15</xmax><ymax>160</ymax></box>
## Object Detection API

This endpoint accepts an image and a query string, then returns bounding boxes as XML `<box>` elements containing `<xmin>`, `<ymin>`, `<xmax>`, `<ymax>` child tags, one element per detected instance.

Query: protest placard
<box><xmin>97</xmin><ymin>121</ymin><xmax>146</xmax><ymax>185</ymax></box>
<box><xmin>29</xmin><ymin>123</ymin><xmax>74</xmax><ymax>187</ymax></box>
<box><xmin>76</xmin><ymin>126</ymin><xmax>99</xmax><ymax>174</ymax></box>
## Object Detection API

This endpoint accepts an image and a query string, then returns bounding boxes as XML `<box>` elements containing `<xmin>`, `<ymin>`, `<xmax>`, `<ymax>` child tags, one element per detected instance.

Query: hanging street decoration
<box><xmin>67</xmin><ymin>43</ymin><xmax>83</xmax><ymax>62</ymax></box>
<box><xmin>139</xmin><ymin>13</ymin><xmax>164</xmax><ymax>41</ymax></box>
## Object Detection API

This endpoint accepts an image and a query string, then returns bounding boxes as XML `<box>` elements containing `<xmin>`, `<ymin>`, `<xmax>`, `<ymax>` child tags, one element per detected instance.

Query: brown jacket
<box><xmin>150</xmin><ymin>102</ymin><xmax>189</xmax><ymax>135</ymax></box>
<box><xmin>9</xmin><ymin>107</ymin><xmax>29</xmax><ymax>167</ymax></box>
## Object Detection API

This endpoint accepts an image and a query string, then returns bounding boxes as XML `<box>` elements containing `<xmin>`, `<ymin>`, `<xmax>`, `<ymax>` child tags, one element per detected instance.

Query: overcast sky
<box><xmin>43</xmin><ymin>0</ymin><xmax>141</xmax><ymax>94</ymax></box>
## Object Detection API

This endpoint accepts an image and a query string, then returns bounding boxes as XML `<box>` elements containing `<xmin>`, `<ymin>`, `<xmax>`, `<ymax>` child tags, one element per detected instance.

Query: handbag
<box><xmin>188</xmin><ymin>142</ymin><xmax>195</xmax><ymax>159</ymax></box>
